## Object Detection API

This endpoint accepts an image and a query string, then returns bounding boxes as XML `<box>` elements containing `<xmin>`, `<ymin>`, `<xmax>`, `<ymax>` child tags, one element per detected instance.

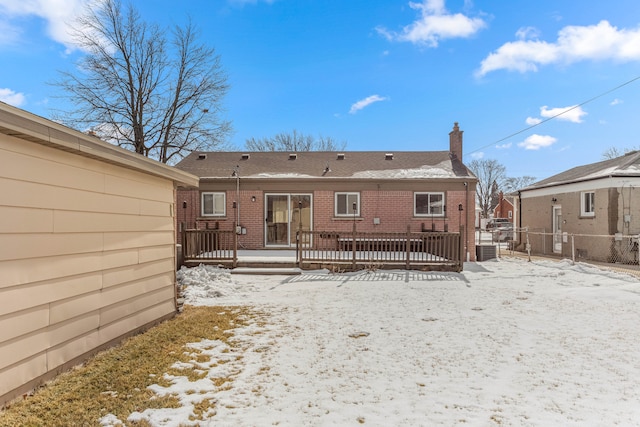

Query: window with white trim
<box><xmin>201</xmin><ymin>192</ymin><xmax>226</xmax><ymax>216</ymax></box>
<box><xmin>414</xmin><ymin>192</ymin><xmax>444</xmax><ymax>216</ymax></box>
<box><xmin>335</xmin><ymin>192</ymin><xmax>360</xmax><ymax>216</ymax></box>
<box><xmin>581</xmin><ymin>191</ymin><xmax>595</xmax><ymax>217</ymax></box>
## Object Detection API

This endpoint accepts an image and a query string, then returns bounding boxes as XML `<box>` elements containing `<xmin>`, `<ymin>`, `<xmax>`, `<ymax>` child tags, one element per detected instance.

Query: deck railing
<box><xmin>182</xmin><ymin>228</ymin><xmax>237</xmax><ymax>265</ymax></box>
<box><xmin>181</xmin><ymin>227</ymin><xmax>463</xmax><ymax>271</ymax></box>
<box><xmin>297</xmin><ymin>227</ymin><xmax>463</xmax><ymax>271</ymax></box>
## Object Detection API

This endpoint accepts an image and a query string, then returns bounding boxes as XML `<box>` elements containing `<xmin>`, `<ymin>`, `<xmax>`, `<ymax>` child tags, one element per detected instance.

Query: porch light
<box><xmin>251</xmin><ymin>196</ymin><xmax>256</xmax><ymax>202</ymax></box>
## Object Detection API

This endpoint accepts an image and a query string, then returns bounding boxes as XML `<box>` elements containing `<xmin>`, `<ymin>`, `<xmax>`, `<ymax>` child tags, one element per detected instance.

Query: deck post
<box><xmin>459</xmin><ymin>225</ymin><xmax>465</xmax><ymax>271</ymax></box>
<box><xmin>406</xmin><ymin>225</ymin><xmax>411</xmax><ymax>269</ymax></box>
<box><xmin>298</xmin><ymin>203</ymin><xmax>304</xmax><ymax>268</ymax></box>
<box><xmin>233</xmin><ymin>221</ymin><xmax>238</xmax><ymax>268</ymax></box>
<box><xmin>181</xmin><ymin>223</ymin><xmax>187</xmax><ymax>261</ymax></box>
<box><xmin>297</xmin><ymin>231</ymin><xmax>303</xmax><ymax>269</ymax></box>
<box><xmin>352</xmin><ymin>228</ymin><xmax>357</xmax><ymax>270</ymax></box>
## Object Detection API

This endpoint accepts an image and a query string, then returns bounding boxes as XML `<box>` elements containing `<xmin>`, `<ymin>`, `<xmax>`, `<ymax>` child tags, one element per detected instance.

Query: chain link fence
<box><xmin>483</xmin><ymin>227</ymin><xmax>640</xmax><ymax>277</ymax></box>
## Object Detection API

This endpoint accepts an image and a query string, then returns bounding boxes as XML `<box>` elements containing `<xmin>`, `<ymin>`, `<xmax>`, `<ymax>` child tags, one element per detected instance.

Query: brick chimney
<box><xmin>449</xmin><ymin>122</ymin><xmax>463</xmax><ymax>160</ymax></box>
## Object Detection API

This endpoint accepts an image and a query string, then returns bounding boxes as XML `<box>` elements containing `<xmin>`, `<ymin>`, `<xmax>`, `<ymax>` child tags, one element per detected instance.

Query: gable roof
<box><xmin>523</xmin><ymin>151</ymin><xmax>640</xmax><ymax>191</ymax></box>
<box><xmin>176</xmin><ymin>151</ymin><xmax>475</xmax><ymax>181</ymax></box>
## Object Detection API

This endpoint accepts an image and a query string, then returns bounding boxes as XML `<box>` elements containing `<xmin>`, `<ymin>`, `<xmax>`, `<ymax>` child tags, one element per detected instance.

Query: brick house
<box><xmin>519</xmin><ymin>150</ymin><xmax>640</xmax><ymax>260</ymax></box>
<box><xmin>493</xmin><ymin>192</ymin><xmax>515</xmax><ymax>222</ymax></box>
<box><xmin>175</xmin><ymin>123</ymin><xmax>478</xmax><ymax>260</ymax></box>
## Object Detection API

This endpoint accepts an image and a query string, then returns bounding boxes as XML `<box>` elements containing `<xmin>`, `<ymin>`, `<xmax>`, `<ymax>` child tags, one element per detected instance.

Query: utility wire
<box><xmin>465</xmin><ymin>75</ymin><xmax>640</xmax><ymax>157</ymax></box>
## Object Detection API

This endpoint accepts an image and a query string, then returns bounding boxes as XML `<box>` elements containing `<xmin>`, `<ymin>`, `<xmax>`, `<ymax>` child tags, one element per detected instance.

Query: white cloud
<box><xmin>495</xmin><ymin>142</ymin><xmax>512</xmax><ymax>149</ymax></box>
<box><xmin>525</xmin><ymin>117</ymin><xmax>542</xmax><ymax>125</ymax></box>
<box><xmin>610</xmin><ymin>98</ymin><xmax>623</xmax><ymax>106</ymax></box>
<box><xmin>0</xmin><ymin>87</ymin><xmax>26</xmax><ymax>106</ymax></box>
<box><xmin>0</xmin><ymin>0</ymin><xmax>88</xmax><ymax>50</ymax></box>
<box><xmin>477</xmin><ymin>20</ymin><xmax>640</xmax><ymax>76</ymax></box>
<box><xmin>470</xmin><ymin>151</ymin><xmax>484</xmax><ymax>159</ymax></box>
<box><xmin>349</xmin><ymin>95</ymin><xmax>388</xmax><ymax>114</ymax></box>
<box><xmin>377</xmin><ymin>0</ymin><xmax>486</xmax><ymax>47</ymax></box>
<box><xmin>518</xmin><ymin>134</ymin><xmax>557</xmax><ymax>150</ymax></box>
<box><xmin>515</xmin><ymin>26</ymin><xmax>540</xmax><ymax>40</ymax></box>
<box><xmin>540</xmin><ymin>105</ymin><xmax>587</xmax><ymax>123</ymax></box>
<box><xmin>0</xmin><ymin>15</ymin><xmax>21</xmax><ymax>45</ymax></box>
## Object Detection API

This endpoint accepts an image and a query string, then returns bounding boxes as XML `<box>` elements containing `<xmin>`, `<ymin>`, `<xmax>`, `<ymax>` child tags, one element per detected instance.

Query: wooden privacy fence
<box><xmin>182</xmin><ymin>228</ymin><xmax>237</xmax><ymax>265</ymax></box>
<box><xmin>297</xmin><ymin>227</ymin><xmax>463</xmax><ymax>271</ymax></box>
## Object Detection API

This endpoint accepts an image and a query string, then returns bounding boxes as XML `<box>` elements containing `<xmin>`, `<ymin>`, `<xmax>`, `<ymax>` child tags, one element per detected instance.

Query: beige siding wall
<box><xmin>520</xmin><ymin>188</ymin><xmax>617</xmax><ymax>260</ymax></box>
<box><xmin>0</xmin><ymin>134</ymin><xmax>178</xmax><ymax>404</ymax></box>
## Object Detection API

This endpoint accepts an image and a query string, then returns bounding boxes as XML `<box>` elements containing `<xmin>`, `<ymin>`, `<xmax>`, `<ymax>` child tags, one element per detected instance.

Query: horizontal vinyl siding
<box><xmin>0</xmin><ymin>133</ymin><xmax>178</xmax><ymax>401</ymax></box>
<box><xmin>0</xmin><ymin>354</ymin><xmax>47</xmax><ymax>399</ymax></box>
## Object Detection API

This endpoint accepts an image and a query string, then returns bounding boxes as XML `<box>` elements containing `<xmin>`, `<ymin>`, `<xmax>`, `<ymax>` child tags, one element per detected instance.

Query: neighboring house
<box><xmin>175</xmin><ymin>123</ymin><xmax>478</xmax><ymax>260</ymax></box>
<box><xmin>0</xmin><ymin>102</ymin><xmax>198</xmax><ymax>406</ymax></box>
<box><xmin>493</xmin><ymin>191</ymin><xmax>515</xmax><ymax>222</ymax></box>
<box><xmin>518</xmin><ymin>150</ymin><xmax>640</xmax><ymax>260</ymax></box>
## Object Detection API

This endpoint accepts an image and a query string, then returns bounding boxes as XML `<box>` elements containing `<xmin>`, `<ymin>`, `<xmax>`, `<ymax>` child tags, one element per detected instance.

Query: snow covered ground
<box><xmin>114</xmin><ymin>257</ymin><xmax>640</xmax><ymax>426</ymax></box>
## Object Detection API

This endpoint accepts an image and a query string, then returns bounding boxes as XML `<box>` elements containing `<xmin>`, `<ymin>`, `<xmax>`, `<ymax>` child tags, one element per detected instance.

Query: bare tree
<box><xmin>468</xmin><ymin>159</ymin><xmax>506</xmax><ymax>218</ymax></box>
<box><xmin>502</xmin><ymin>176</ymin><xmax>537</xmax><ymax>193</ymax></box>
<box><xmin>602</xmin><ymin>146</ymin><xmax>640</xmax><ymax>159</ymax></box>
<box><xmin>245</xmin><ymin>130</ymin><xmax>347</xmax><ymax>151</ymax></box>
<box><xmin>53</xmin><ymin>0</ymin><xmax>231</xmax><ymax>164</ymax></box>
<box><xmin>469</xmin><ymin>159</ymin><xmax>538</xmax><ymax>218</ymax></box>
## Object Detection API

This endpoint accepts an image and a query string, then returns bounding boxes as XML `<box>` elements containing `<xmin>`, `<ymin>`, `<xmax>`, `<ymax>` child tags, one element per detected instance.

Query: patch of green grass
<box><xmin>0</xmin><ymin>306</ymin><xmax>255</xmax><ymax>427</ymax></box>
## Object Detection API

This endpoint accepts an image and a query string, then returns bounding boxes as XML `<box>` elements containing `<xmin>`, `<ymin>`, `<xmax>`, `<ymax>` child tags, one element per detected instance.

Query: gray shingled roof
<box><xmin>175</xmin><ymin>151</ymin><xmax>475</xmax><ymax>180</ymax></box>
<box><xmin>524</xmin><ymin>151</ymin><xmax>640</xmax><ymax>190</ymax></box>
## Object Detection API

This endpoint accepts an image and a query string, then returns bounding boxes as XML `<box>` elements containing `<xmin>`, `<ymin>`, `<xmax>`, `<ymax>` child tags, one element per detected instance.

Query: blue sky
<box><xmin>1</xmin><ymin>0</ymin><xmax>640</xmax><ymax>180</ymax></box>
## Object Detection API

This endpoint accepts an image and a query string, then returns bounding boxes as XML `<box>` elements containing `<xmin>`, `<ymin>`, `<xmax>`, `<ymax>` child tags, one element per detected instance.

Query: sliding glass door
<box><xmin>265</xmin><ymin>194</ymin><xmax>312</xmax><ymax>247</ymax></box>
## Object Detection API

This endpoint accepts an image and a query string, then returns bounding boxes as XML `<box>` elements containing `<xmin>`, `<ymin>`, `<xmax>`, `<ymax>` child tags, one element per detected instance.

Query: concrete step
<box><xmin>231</xmin><ymin>267</ymin><xmax>302</xmax><ymax>275</ymax></box>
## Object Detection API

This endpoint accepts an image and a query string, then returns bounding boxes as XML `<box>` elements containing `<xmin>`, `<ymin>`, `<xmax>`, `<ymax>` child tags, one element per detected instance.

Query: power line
<box><xmin>465</xmin><ymin>75</ymin><xmax>640</xmax><ymax>157</ymax></box>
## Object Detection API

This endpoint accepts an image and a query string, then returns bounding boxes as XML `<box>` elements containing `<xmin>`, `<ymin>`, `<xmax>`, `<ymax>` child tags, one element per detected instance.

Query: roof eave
<box><xmin>0</xmin><ymin>102</ymin><xmax>199</xmax><ymax>188</ymax></box>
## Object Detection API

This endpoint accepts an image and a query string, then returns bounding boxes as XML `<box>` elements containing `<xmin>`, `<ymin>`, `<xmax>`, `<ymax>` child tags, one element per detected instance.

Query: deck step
<box><xmin>231</xmin><ymin>267</ymin><xmax>302</xmax><ymax>275</ymax></box>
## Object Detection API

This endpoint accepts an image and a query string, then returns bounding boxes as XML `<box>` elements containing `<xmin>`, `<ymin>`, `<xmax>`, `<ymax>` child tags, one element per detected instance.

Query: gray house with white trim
<box><xmin>519</xmin><ymin>150</ymin><xmax>640</xmax><ymax>261</ymax></box>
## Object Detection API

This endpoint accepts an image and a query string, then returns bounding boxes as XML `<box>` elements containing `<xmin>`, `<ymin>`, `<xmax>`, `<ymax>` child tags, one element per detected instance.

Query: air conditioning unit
<box><xmin>476</xmin><ymin>245</ymin><xmax>497</xmax><ymax>261</ymax></box>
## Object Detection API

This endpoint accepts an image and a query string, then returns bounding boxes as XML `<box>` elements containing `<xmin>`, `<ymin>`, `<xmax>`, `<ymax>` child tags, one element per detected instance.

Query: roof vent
<box><xmin>385</xmin><ymin>153</ymin><xmax>394</xmax><ymax>160</ymax></box>
<box><xmin>337</xmin><ymin>153</ymin><xmax>345</xmax><ymax>160</ymax></box>
<box><xmin>197</xmin><ymin>153</ymin><xmax>207</xmax><ymax>160</ymax></box>
<box><xmin>241</xmin><ymin>153</ymin><xmax>250</xmax><ymax>160</ymax></box>
<box><xmin>289</xmin><ymin>153</ymin><xmax>297</xmax><ymax>160</ymax></box>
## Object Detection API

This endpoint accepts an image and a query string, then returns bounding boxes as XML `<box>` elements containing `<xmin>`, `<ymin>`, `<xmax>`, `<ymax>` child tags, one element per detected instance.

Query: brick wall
<box><xmin>176</xmin><ymin>187</ymin><xmax>476</xmax><ymax>260</ymax></box>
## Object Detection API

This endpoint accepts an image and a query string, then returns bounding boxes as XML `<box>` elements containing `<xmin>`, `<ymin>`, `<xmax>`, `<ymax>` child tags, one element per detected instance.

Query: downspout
<box><xmin>518</xmin><ymin>190</ymin><xmax>522</xmax><ymax>246</ymax></box>
<box><xmin>233</xmin><ymin>165</ymin><xmax>240</xmax><ymax>233</ymax></box>
<box><xmin>236</xmin><ymin>173</ymin><xmax>240</xmax><ymax>228</ymax></box>
<box><xmin>464</xmin><ymin>181</ymin><xmax>469</xmax><ymax>261</ymax></box>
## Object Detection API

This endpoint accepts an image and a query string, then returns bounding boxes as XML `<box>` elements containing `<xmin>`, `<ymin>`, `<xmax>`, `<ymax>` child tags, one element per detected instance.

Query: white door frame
<box><xmin>264</xmin><ymin>193</ymin><xmax>313</xmax><ymax>247</ymax></box>
<box><xmin>552</xmin><ymin>205</ymin><xmax>562</xmax><ymax>254</ymax></box>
